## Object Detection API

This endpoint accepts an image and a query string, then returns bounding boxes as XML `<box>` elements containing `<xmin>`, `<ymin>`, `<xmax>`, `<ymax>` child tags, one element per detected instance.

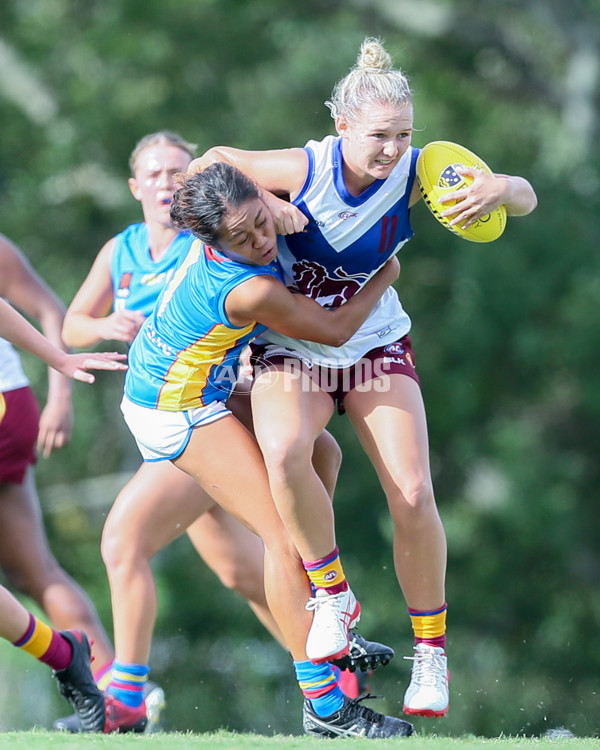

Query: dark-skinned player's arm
<box><xmin>226</xmin><ymin>256</ymin><xmax>400</xmax><ymax>347</ymax></box>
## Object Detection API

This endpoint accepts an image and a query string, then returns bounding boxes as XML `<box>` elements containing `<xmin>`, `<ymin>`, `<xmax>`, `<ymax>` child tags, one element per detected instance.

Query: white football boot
<box><xmin>403</xmin><ymin>643</ymin><xmax>449</xmax><ymax>717</ymax></box>
<box><xmin>305</xmin><ymin>587</ymin><xmax>361</xmax><ymax>663</ymax></box>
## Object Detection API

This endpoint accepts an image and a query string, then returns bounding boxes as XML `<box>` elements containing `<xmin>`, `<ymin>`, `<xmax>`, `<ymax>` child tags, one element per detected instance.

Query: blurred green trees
<box><xmin>1</xmin><ymin>0</ymin><xmax>599</xmax><ymax>737</ymax></box>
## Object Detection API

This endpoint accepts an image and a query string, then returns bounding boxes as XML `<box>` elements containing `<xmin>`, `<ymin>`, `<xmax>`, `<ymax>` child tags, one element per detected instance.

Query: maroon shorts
<box><xmin>0</xmin><ymin>387</ymin><xmax>39</xmax><ymax>484</ymax></box>
<box><xmin>250</xmin><ymin>335</ymin><xmax>420</xmax><ymax>415</ymax></box>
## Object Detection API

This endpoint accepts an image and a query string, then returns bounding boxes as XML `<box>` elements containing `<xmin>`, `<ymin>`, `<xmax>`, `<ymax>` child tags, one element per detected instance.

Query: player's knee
<box><xmin>316</xmin><ymin>432</ymin><xmax>342</xmax><ymax>472</ymax></box>
<box><xmin>101</xmin><ymin>519</ymin><xmax>135</xmax><ymax>574</ymax></box>
<box><xmin>3</xmin><ymin>556</ymin><xmax>64</xmax><ymax>603</ymax></box>
<box><xmin>389</xmin><ymin>477</ymin><xmax>435</xmax><ymax>520</ymax></box>
<box><xmin>328</xmin><ymin>439</ymin><xmax>342</xmax><ymax>476</ymax></box>
<box><xmin>261</xmin><ymin>434</ymin><xmax>314</xmax><ymax>482</ymax></box>
<box><xmin>101</xmin><ymin>487</ymin><xmax>144</xmax><ymax>572</ymax></box>
<box><xmin>312</xmin><ymin>433</ymin><xmax>342</xmax><ymax>496</ymax></box>
<box><xmin>216</xmin><ymin>562</ymin><xmax>263</xmax><ymax>600</ymax></box>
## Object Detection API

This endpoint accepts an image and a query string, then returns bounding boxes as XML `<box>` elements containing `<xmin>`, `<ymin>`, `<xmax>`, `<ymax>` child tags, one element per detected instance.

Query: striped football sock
<box><xmin>294</xmin><ymin>659</ymin><xmax>344</xmax><ymax>717</ymax></box>
<box><xmin>12</xmin><ymin>613</ymin><xmax>72</xmax><ymax>671</ymax></box>
<box><xmin>107</xmin><ymin>661</ymin><xmax>149</xmax><ymax>708</ymax></box>
<box><xmin>303</xmin><ymin>546</ymin><xmax>348</xmax><ymax>595</ymax></box>
<box><xmin>94</xmin><ymin>659</ymin><xmax>114</xmax><ymax>691</ymax></box>
<box><xmin>409</xmin><ymin>602</ymin><xmax>447</xmax><ymax>649</ymax></box>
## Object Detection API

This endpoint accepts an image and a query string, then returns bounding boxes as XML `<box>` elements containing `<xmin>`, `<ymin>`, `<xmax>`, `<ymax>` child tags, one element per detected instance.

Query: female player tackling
<box><xmin>61</xmin><ymin>132</ymin><xmax>391</xmax><ymax>732</ymax></box>
<box><xmin>107</xmin><ymin>161</ymin><xmax>413</xmax><ymax>737</ymax></box>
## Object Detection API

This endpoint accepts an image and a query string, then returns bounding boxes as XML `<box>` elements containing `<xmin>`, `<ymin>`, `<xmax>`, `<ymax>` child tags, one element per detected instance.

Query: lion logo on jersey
<box><xmin>291</xmin><ymin>260</ymin><xmax>370</xmax><ymax>308</ymax></box>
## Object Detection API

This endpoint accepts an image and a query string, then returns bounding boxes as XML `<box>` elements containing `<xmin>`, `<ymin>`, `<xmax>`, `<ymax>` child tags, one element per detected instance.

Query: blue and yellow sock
<box><xmin>294</xmin><ymin>659</ymin><xmax>344</xmax><ymax>717</ymax></box>
<box><xmin>409</xmin><ymin>602</ymin><xmax>447</xmax><ymax>649</ymax></box>
<box><xmin>107</xmin><ymin>661</ymin><xmax>149</xmax><ymax>708</ymax></box>
<box><xmin>94</xmin><ymin>660</ymin><xmax>113</xmax><ymax>691</ymax></box>
<box><xmin>303</xmin><ymin>546</ymin><xmax>347</xmax><ymax>595</ymax></box>
<box><xmin>12</xmin><ymin>613</ymin><xmax>72</xmax><ymax>671</ymax></box>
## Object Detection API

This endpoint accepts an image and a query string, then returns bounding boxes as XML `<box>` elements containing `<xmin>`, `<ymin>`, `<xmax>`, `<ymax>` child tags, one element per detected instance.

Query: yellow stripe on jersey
<box><xmin>157</xmin><ymin>240</ymin><xmax>202</xmax><ymax>317</ymax></box>
<box><xmin>156</xmin><ymin>321</ymin><xmax>257</xmax><ymax>410</ymax></box>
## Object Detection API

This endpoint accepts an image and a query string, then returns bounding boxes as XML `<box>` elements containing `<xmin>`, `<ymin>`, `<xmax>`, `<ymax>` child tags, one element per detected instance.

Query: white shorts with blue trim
<box><xmin>120</xmin><ymin>394</ymin><xmax>231</xmax><ymax>462</ymax></box>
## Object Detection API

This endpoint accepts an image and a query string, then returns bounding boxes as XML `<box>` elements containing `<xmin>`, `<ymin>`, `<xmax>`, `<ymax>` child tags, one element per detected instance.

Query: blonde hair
<box><xmin>128</xmin><ymin>131</ymin><xmax>198</xmax><ymax>175</ymax></box>
<box><xmin>326</xmin><ymin>37</ymin><xmax>412</xmax><ymax>125</ymax></box>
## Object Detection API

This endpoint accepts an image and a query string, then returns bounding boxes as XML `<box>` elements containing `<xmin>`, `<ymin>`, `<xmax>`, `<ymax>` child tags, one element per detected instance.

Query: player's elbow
<box><xmin>61</xmin><ymin>322</ymin><xmax>75</xmax><ymax>348</ymax></box>
<box><xmin>189</xmin><ymin>148</ymin><xmax>229</xmax><ymax>175</ymax></box>
<box><xmin>62</xmin><ymin>317</ymin><xmax>92</xmax><ymax>349</ymax></box>
<box><xmin>506</xmin><ymin>180</ymin><xmax>538</xmax><ymax>217</ymax></box>
<box><xmin>522</xmin><ymin>190</ymin><xmax>538</xmax><ymax>215</ymax></box>
<box><xmin>320</xmin><ymin>327</ymin><xmax>353</xmax><ymax>347</ymax></box>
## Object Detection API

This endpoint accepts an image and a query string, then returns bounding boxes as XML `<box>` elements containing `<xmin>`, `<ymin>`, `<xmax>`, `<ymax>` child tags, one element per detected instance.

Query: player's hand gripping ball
<box><xmin>416</xmin><ymin>141</ymin><xmax>507</xmax><ymax>243</ymax></box>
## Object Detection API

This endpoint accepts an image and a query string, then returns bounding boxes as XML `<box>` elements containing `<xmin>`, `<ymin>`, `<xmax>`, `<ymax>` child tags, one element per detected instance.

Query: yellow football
<box><xmin>416</xmin><ymin>140</ymin><xmax>507</xmax><ymax>243</ymax></box>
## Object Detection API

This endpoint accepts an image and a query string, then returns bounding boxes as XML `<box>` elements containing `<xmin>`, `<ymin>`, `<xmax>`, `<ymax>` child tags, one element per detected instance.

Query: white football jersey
<box><xmin>261</xmin><ymin>135</ymin><xmax>419</xmax><ymax>367</ymax></box>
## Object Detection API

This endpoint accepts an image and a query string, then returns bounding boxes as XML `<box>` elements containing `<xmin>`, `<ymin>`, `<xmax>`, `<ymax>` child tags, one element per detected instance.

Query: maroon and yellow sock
<box><xmin>303</xmin><ymin>546</ymin><xmax>347</xmax><ymax>595</ymax></box>
<box><xmin>12</xmin><ymin>613</ymin><xmax>72</xmax><ymax>671</ymax></box>
<box><xmin>409</xmin><ymin>602</ymin><xmax>447</xmax><ymax>650</ymax></box>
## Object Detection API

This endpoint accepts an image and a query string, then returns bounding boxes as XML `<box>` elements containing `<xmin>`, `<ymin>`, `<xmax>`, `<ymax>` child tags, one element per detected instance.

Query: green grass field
<box><xmin>0</xmin><ymin>731</ymin><xmax>594</xmax><ymax>750</ymax></box>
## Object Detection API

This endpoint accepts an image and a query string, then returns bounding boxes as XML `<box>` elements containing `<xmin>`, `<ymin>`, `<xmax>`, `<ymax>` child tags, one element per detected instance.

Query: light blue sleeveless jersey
<box><xmin>124</xmin><ymin>241</ymin><xmax>283</xmax><ymax>411</ymax></box>
<box><xmin>110</xmin><ymin>223</ymin><xmax>194</xmax><ymax>317</ymax></box>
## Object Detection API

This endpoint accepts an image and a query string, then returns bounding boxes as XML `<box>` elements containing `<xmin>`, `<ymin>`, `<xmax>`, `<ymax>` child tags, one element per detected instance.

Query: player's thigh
<box><xmin>104</xmin><ymin>459</ymin><xmax>216</xmax><ymax>558</ymax></box>
<box><xmin>226</xmin><ymin>376</ymin><xmax>254</xmax><ymax>434</ymax></box>
<box><xmin>187</xmin><ymin>504</ymin><xmax>265</xmax><ymax>581</ymax></box>
<box><xmin>344</xmin><ymin>373</ymin><xmax>433</xmax><ymax>493</ymax></box>
<box><xmin>251</xmin><ymin>364</ymin><xmax>334</xmax><ymax>457</ymax></box>
<box><xmin>173</xmin><ymin>415</ymin><xmax>288</xmax><ymax>547</ymax></box>
<box><xmin>0</xmin><ymin>469</ymin><xmax>56</xmax><ymax>575</ymax></box>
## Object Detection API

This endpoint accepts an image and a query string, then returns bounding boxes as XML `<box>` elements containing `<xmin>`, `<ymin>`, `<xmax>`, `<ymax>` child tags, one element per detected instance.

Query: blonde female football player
<box><xmin>188</xmin><ymin>36</ymin><xmax>537</xmax><ymax>718</ymax></box>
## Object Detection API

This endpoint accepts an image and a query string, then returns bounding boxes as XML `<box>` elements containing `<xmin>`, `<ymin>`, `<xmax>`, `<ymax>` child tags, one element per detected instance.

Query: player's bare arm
<box><xmin>225</xmin><ymin>256</ymin><xmax>399</xmax><ymax>346</ymax></box>
<box><xmin>188</xmin><ymin>146</ymin><xmax>309</xmax><ymax>199</ymax></box>
<box><xmin>0</xmin><ymin>233</ymin><xmax>76</xmax><ymax>455</ymax></box>
<box><xmin>0</xmin><ymin>298</ymin><xmax>127</xmax><ymax>383</ymax></box>
<box><xmin>63</xmin><ymin>238</ymin><xmax>145</xmax><ymax>347</ymax></box>
<box><xmin>439</xmin><ymin>169</ymin><xmax>537</xmax><ymax>224</ymax></box>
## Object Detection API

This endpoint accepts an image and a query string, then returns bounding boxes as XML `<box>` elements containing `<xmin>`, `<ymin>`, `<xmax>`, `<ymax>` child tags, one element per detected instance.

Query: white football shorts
<box><xmin>120</xmin><ymin>394</ymin><xmax>231</xmax><ymax>462</ymax></box>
